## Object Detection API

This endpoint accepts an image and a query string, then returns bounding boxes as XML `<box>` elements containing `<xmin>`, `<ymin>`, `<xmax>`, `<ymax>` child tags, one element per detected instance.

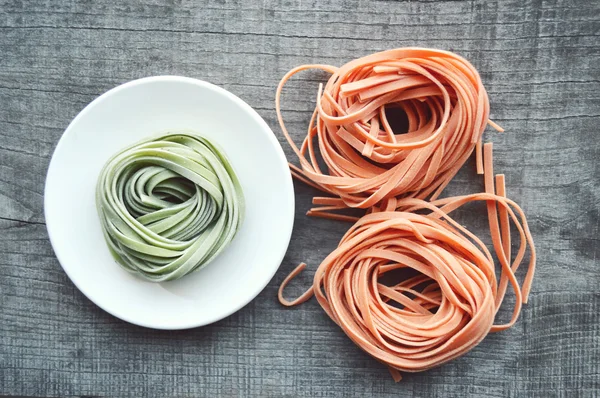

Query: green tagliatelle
<box><xmin>96</xmin><ymin>132</ymin><xmax>245</xmax><ymax>282</ymax></box>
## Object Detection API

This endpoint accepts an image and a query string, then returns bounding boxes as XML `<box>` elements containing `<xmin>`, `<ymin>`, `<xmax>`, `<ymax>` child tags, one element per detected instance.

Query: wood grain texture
<box><xmin>0</xmin><ymin>0</ymin><xmax>599</xmax><ymax>396</ymax></box>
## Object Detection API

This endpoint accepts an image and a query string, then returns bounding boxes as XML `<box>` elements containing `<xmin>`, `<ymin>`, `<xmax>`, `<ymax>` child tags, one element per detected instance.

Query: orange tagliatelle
<box><xmin>278</xmin><ymin>142</ymin><xmax>536</xmax><ymax>381</ymax></box>
<box><xmin>276</xmin><ymin>48</ymin><xmax>504</xmax><ymax>215</ymax></box>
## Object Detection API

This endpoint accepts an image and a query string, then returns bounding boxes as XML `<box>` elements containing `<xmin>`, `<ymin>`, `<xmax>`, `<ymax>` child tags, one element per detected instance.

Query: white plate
<box><xmin>44</xmin><ymin>76</ymin><xmax>294</xmax><ymax>329</ymax></box>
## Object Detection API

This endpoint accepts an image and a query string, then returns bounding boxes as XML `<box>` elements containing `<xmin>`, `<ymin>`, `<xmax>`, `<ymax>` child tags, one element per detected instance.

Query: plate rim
<box><xmin>44</xmin><ymin>75</ymin><xmax>295</xmax><ymax>329</ymax></box>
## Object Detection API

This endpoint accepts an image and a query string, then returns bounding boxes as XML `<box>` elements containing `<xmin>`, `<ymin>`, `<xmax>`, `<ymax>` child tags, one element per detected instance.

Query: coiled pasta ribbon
<box><xmin>276</xmin><ymin>47</ymin><xmax>503</xmax><ymax>216</ymax></box>
<box><xmin>279</xmin><ymin>143</ymin><xmax>536</xmax><ymax>381</ymax></box>
<box><xmin>96</xmin><ymin>132</ymin><xmax>244</xmax><ymax>282</ymax></box>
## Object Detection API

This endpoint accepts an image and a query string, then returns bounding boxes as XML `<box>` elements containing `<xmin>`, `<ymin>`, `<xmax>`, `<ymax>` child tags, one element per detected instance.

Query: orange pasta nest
<box><xmin>276</xmin><ymin>48</ymin><xmax>503</xmax><ymax>212</ymax></box>
<box><xmin>279</xmin><ymin>143</ymin><xmax>535</xmax><ymax>381</ymax></box>
<box><xmin>276</xmin><ymin>48</ymin><xmax>536</xmax><ymax>382</ymax></box>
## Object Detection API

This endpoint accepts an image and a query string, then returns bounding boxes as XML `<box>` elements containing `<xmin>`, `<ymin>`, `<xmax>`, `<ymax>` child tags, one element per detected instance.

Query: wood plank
<box><xmin>0</xmin><ymin>0</ymin><xmax>598</xmax><ymax>396</ymax></box>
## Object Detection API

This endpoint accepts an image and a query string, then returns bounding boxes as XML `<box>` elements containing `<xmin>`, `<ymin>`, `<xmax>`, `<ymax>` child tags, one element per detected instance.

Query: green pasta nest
<box><xmin>96</xmin><ymin>132</ymin><xmax>245</xmax><ymax>282</ymax></box>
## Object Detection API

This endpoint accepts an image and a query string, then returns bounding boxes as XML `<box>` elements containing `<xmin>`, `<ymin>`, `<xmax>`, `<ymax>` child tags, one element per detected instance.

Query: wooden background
<box><xmin>1</xmin><ymin>0</ymin><xmax>599</xmax><ymax>396</ymax></box>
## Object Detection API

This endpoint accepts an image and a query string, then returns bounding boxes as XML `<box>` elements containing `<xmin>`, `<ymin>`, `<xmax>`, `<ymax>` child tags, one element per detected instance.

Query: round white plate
<box><xmin>45</xmin><ymin>76</ymin><xmax>294</xmax><ymax>329</ymax></box>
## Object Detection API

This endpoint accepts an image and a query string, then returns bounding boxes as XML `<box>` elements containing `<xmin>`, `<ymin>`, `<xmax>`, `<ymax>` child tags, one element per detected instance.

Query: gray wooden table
<box><xmin>1</xmin><ymin>0</ymin><xmax>599</xmax><ymax>397</ymax></box>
